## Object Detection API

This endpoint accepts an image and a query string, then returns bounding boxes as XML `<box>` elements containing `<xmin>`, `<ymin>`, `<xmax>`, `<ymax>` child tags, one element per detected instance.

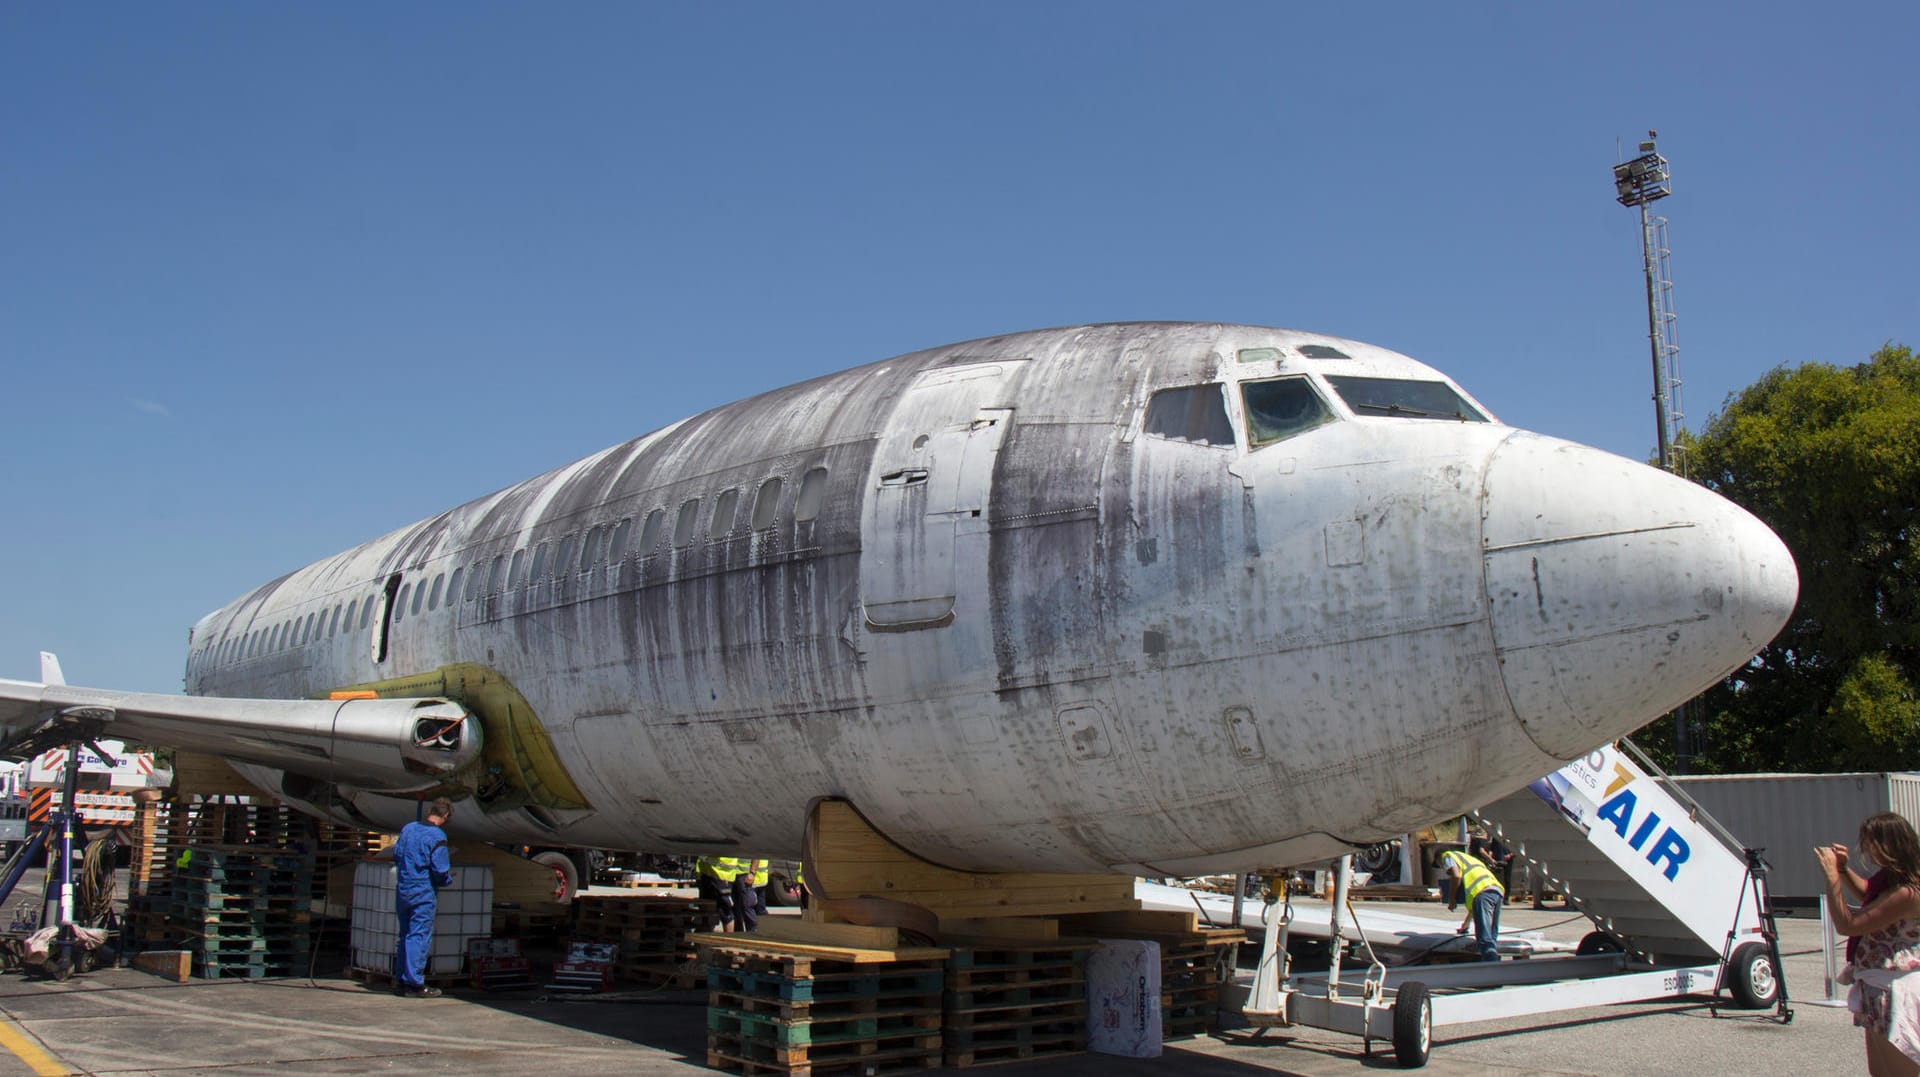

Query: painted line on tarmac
<box><xmin>0</xmin><ymin>1014</ymin><xmax>67</xmax><ymax>1076</ymax></box>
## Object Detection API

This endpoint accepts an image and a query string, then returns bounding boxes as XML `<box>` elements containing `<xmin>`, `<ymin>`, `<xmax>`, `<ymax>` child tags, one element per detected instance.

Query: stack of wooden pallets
<box><xmin>1059</xmin><ymin>911</ymin><xmax>1240</xmax><ymax>1041</ymax></box>
<box><xmin>571</xmin><ymin>893</ymin><xmax>716</xmax><ymax>988</ymax></box>
<box><xmin>130</xmin><ymin>794</ymin><xmax>385</xmax><ymax>951</ymax></box>
<box><xmin>171</xmin><ymin>845</ymin><xmax>314</xmax><ymax>979</ymax></box>
<box><xmin>704</xmin><ymin>946</ymin><xmax>946</xmax><ymax>1076</ymax></box>
<box><xmin>1156</xmin><ymin>932</ymin><xmax>1238</xmax><ymax>1039</ymax></box>
<box><xmin>940</xmin><ymin>941</ymin><xmax>1091</xmax><ymax>1068</ymax></box>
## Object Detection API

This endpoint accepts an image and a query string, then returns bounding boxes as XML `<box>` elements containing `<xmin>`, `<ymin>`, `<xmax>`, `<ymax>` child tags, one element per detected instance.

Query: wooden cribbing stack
<box><xmin>693</xmin><ymin>798</ymin><xmax>1244</xmax><ymax>1074</ymax></box>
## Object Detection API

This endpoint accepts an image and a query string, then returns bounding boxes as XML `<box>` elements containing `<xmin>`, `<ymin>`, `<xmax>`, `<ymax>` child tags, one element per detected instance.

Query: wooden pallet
<box><xmin>939</xmin><ymin>942</ymin><xmax>1090</xmax><ymax>1066</ymax></box>
<box><xmin>607</xmin><ymin>877</ymin><xmax>691</xmax><ymax>890</ymax></box>
<box><xmin>348</xmin><ymin>966</ymin><xmax>465</xmax><ymax>992</ymax></box>
<box><xmin>702</xmin><ymin>942</ymin><xmax>948</xmax><ymax>1076</ymax></box>
<box><xmin>573</xmin><ymin>894</ymin><xmax>714</xmax><ymax>987</ymax></box>
<box><xmin>707</xmin><ymin>1028</ymin><xmax>942</xmax><ymax>1075</ymax></box>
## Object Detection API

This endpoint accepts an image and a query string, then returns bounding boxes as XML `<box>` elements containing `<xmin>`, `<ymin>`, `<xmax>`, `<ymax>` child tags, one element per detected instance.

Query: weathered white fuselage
<box><xmin>170</xmin><ymin>323</ymin><xmax>1796</xmax><ymax>874</ymax></box>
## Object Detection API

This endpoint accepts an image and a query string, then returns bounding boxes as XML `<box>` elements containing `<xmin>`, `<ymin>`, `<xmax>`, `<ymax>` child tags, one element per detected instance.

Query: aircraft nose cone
<box><xmin>1482</xmin><ymin>432</ymin><xmax>1798</xmax><ymax>758</ymax></box>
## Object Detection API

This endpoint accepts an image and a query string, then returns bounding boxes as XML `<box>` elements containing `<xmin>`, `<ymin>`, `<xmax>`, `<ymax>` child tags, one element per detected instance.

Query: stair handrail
<box><xmin>1615</xmin><ymin>737</ymin><xmax>1754</xmax><ymax>862</ymax></box>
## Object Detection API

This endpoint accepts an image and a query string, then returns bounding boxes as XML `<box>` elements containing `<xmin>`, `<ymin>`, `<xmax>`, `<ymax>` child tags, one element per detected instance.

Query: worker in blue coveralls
<box><xmin>393</xmin><ymin>796</ymin><xmax>454</xmax><ymax>997</ymax></box>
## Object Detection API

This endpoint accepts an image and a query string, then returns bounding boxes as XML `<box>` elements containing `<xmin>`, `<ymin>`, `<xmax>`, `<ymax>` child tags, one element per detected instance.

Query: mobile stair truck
<box><xmin>1239</xmin><ymin>739</ymin><xmax>1791</xmax><ymax>1067</ymax></box>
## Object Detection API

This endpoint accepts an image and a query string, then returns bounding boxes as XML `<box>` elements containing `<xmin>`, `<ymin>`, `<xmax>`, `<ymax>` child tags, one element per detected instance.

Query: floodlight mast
<box><xmin>1615</xmin><ymin>132</ymin><xmax>1700</xmax><ymax>770</ymax></box>
<box><xmin>1614</xmin><ymin>133</ymin><xmax>1683</xmax><ymax>475</ymax></box>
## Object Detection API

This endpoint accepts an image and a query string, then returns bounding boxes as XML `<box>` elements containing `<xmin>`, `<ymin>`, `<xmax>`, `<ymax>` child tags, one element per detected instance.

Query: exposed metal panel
<box><xmin>861</xmin><ymin>363</ymin><xmax>1024</xmax><ymax>628</ymax></box>
<box><xmin>1671</xmin><ymin>772</ymin><xmax>1920</xmax><ymax>901</ymax></box>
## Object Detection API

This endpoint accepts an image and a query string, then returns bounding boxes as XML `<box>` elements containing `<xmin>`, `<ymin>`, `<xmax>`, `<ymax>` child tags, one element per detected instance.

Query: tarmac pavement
<box><xmin>0</xmin><ymin>894</ymin><xmax>1866</xmax><ymax>1076</ymax></box>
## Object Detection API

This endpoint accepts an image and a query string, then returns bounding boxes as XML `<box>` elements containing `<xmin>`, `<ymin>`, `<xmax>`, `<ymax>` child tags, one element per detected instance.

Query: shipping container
<box><xmin>1669</xmin><ymin>772</ymin><xmax>1920</xmax><ymax>909</ymax></box>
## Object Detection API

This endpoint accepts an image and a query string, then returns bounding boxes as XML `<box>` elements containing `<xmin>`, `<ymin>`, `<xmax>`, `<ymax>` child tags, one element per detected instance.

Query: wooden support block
<box><xmin>1058</xmin><ymin>909</ymin><xmax>1200</xmax><ymax>937</ymax></box>
<box><xmin>752</xmin><ymin>918</ymin><xmax>901</xmax><ymax>950</ymax></box>
<box><xmin>690</xmin><ymin>933</ymin><xmax>949</xmax><ymax>964</ymax></box>
<box><xmin>937</xmin><ymin>916</ymin><xmax>1060</xmax><ymax>942</ymax></box>
<box><xmin>169</xmin><ymin>754</ymin><xmax>263</xmax><ymax>800</ymax></box>
<box><xmin>133</xmin><ymin>950</ymin><xmax>192</xmax><ymax>983</ymax></box>
<box><xmin>803</xmin><ymin>799</ymin><xmax>1140</xmax><ymax>920</ymax></box>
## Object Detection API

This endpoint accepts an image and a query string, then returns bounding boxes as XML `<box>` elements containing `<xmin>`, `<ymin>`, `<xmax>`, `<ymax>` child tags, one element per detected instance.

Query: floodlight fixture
<box><xmin>1614</xmin><ymin>134</ymin><xmax>1672</xmax><ymax>207</ymax></box>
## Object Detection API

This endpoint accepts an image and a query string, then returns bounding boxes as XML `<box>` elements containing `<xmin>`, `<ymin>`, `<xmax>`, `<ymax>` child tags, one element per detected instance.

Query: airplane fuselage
<box><xmin>174</xmin><ymin>323</ymin><xmax>1797</xmax><ymax>875</ymax></box>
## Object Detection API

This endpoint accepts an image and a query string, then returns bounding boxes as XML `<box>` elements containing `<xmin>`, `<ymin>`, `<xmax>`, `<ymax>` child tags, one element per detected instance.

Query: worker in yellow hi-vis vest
<box><xmin>1439</xmin><ymin>847</ymin><xmax>1506</xmax><ymax>961</ymax></box>
<box><xmin>695</xmin><ymin>856</ymin><xmax>745</xmax><ymax>932</ymax></box>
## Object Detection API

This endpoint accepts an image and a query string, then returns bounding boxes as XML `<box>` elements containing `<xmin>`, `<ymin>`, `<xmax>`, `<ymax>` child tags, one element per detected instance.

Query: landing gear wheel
<box><xmin>766</xmin><ymin>874</ymin><xmax>804</xmax><ymax>908</ymax></box>
<box><xmin>1576</xmin><ymin>931</ymin><xmax>1624</xmax><ymax>956</ymax></box>
<box><xmin>1727</xmin><ymin>942</ymin><xmax>1780</xmax><ymax>1009</ymax></box>
<box><xmin>49</xmin><ymin>952</ymin><xmax>73</xmax><ymax>982</ymax></box>
<box><xmin>532</xmin><ymin>851</ymin><xmax>579</xmax><ymax>904</ymax></box>
<box><xmin>1391</xmin><ymin>981</ymin><xmax>1431</xmax><ymax>1068</ymax></box>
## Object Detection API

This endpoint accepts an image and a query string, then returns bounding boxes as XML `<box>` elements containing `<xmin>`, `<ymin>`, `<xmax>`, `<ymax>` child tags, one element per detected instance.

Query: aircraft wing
<box><xmin>0</xmin><ymin>676</ymin><xmax>480</xmax><ymax>794</ymax></box>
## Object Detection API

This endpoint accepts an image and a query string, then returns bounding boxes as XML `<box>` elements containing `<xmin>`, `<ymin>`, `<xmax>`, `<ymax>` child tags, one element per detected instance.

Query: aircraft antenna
<box><xmin>1613</xmin><ymin>131</ymin><xmax>1686</xmax><ymax>477</ymax></box>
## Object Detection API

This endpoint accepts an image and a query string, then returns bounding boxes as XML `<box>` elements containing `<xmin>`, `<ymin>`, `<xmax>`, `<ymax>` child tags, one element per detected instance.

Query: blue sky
<box><xmin>3</xmin><ymin>4</ymin><xmax>1913</xmax><ymax>694</ymax></box>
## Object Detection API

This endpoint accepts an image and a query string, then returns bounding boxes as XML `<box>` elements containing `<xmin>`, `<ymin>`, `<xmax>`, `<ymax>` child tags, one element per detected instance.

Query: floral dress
<box><xmin>1850</xmin><ymin>893</ymin><xmax>1920</xmax><ymax>1040</ymax></box>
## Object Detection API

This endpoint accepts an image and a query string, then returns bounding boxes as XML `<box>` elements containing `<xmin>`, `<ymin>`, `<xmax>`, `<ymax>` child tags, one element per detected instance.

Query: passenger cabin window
<box><xmin>638</xmin><ymin>509</ymin><xmax>664</xmax><ymax>553</ymax></box>
<box><xmin>794</xmin><ymin>468</ymin><xmax>828</xmax><ymax>522</ymax></box>
<box><xmin>329</xmin><ymin>605</ymin><xmax>342</xmax><ymax>637</ymax></box>
<box><xmin>1242</xmin><ymin>377</ymin><xmax>1336</xmax><ymax>448</ymax></box>
<box><xmin>555</xmin><ymin>536</ymin><xmax>577</xmax><ymax>577</ymax></box>
<box><xmin>531</xmin><ymin>542</ymin><xmax>551</xmax><ymax>583</ymax></box>
<box><xmin>674</xmin><ymin>499</ymin><xmax>701</xmax><ymax>547</ymax></box>
<box><xmin>411</xmin><ymin>580</ymin><xmax>427</xmax><ymax>615</ymax></box>
<box><xmin>580</xmin><ymin>526</ymin><xmax>606</xmax><ymax>572</ymax></box>
<box><xmin>711</xmin><ymin>489</ymin><xmax>739</xmax><ymax>535</ymax></box>
<box><xmin>447</xmin><ymin>567</ymin><xmax>464</xmax><ymax>605</ymax></box>
<box><xmin>427</xmin><ymin>573</ymin><xmax>445</xmax><ymax>611</ymax></box>
<box><xmin>508</xmin><ymin>549</ymin><xmax>529</xmax><ymax>590</ymax></box>
<box><xmin>345</xmin><ymin>599</ymin><xmax>358</xmax><ymax>629</ymax></box>
<box><xmin>487</xmin><ymin>555</ymin><xmax>508</xmax><ymax>594</ymax></box>
<box><xmin>360</xmin><ymin>596</ymin><xmax>376</xmax><ymax>630</ymax></box>
<box><xmin>394</xmin><ymin>584</ymin><xmax>410</xmax><ymax>622</ymax></box>
<box><xmin>1325</xmin><ymin>376</ymin><xmax>1488</xmax><ymax>422</ymax></box>
<box><xmin>752</xmin><ymin>477</ymin><xmax>783</xmax><ymax>530</ymax></box>
<box><xmin>609</xmin><ymin>518</ymin><xmax>633</xmax><ymax>564</ymax></box>
<box><xmin>1143</xmin><ymin>384</ymin><xmax>1235</xmax><ymax>446</ymax></box>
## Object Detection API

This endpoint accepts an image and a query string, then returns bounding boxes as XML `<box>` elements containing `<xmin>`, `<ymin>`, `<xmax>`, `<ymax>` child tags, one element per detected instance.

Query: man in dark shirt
<box><xmin>393</xmin><ymin>797</ymin><xmax>454</xmax><ymax>997</ymax></box>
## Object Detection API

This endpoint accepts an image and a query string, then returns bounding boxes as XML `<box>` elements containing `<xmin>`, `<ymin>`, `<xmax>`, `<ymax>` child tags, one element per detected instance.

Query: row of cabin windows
<box><xmin>190</xmin><ymin>466</ymin><xmax>832</xmax><ymax>674</ymax></box>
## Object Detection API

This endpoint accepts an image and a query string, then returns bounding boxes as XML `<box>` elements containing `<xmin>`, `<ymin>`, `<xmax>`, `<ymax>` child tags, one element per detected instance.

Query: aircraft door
<box><xmin>861</xmin><ymin>361</ymin><xmax>1025</xmax><ymax>629</ymax></box>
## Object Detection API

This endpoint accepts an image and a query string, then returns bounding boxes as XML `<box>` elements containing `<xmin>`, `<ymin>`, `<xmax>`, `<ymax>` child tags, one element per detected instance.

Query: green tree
<box><xmin>1654</xmin><ymin>344</ymin><xmax>1920</xmax><ymax>772</ymax></box>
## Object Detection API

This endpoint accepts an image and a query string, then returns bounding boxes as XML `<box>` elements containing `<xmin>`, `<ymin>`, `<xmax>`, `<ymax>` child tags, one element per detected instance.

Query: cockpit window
<box><xmin>1297</xmin><ymin>344</ymin><xmax>1351</xmax><ymax>360</ymax></box>
<box><xmin>1241</xmin><ymin>377</ymin><xmax>1335</xmax><ymax>447</ymax></box>
<box><xmin>1143</xmin><ymin>384</ymin><xmax>1235</xmax><ymax>447</ymax></box>
<box><xmin>1326</xmin><ymin>376</ymin><xmax>1487</xmax><ymax>422</ymax></box>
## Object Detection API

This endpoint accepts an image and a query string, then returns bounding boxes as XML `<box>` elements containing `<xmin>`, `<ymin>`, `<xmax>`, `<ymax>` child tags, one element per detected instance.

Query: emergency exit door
<box><xmin>860</xmin><ymin>361</ymin><xmax>1024</xmax><ymax>629</ymax></box>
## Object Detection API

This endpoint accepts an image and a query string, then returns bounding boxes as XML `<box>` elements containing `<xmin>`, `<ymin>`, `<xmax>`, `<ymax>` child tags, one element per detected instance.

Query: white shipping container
<box><xmin>350</xmin><ymin>860</ymin><xmax>494</xmax><ymax>976</ymax></box>
<box><xmin>1670</xmin><ymin>772</ymin><xmax>1920</xmax><ymax>906</ymax></box>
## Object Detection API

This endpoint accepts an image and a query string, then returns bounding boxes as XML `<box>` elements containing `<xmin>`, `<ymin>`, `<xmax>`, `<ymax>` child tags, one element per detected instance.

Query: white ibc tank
<box><xmin>350</xmin><ymin>859</ymin><xmax>494</xmax><ymax>976</ymax></box>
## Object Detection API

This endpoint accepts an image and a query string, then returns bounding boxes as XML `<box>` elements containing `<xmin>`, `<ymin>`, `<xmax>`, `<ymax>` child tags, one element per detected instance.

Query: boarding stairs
<box><xmin>1241</xmin><ymin>740</ymin><xmax>1789</xmax><ymax>1067</ymax></box>
<box><xmin>1473</xmin><ymin>739</ymin><xmax>1772</xmax><ymax>965</ymax></box>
